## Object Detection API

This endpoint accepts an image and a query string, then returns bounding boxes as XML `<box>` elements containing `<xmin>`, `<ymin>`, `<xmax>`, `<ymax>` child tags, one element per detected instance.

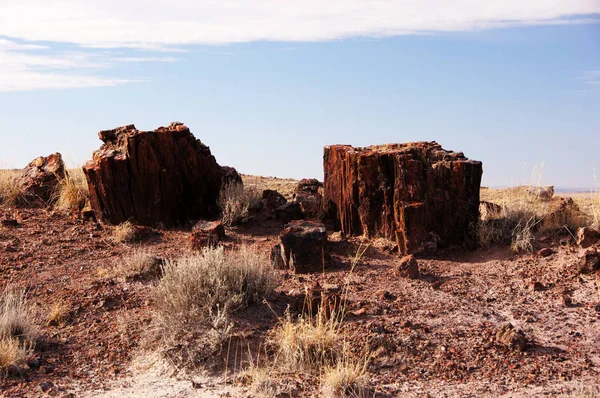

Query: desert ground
<box><xmin>1</xmin><ymin>151</ymin><xmax>600</xmax><ymax>397</ymax></box>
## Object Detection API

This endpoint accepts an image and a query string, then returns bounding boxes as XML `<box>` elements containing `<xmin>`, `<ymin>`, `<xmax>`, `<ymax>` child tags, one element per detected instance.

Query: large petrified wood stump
<box><xmin>83</xmin><ymin>122</ymin><xmax>222</xmax><ymax>227</ymax></box>
<box><xmin>323</xmin><ymin>142</ymin><xmax>482</xmax><ymax>255</ymax></box>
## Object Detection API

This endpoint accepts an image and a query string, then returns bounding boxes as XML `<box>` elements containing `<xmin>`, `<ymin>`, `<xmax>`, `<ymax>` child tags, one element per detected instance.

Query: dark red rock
<box><xmin>537</xmin><ymin>247</ymin><xmax>554</xmax><ymax>257</ymax></box>
<box><xmin>190</xmin><ymin>220</ymin><xmax>226</xmax><ymax>250</ymax></box>
<box><xmin>275</xmin><ymin>202</ymin><xmax>303</xmax><ymax>224</ymax></box>
<box><xmin>18</xmin><ymin>153</ymin><xmax>66</xmax><ymax>205</ymax></box>
<box><xmin>1</xmin><ymin>218</ymin><xmax>19</xmax><ymax>227</ymax></box>
<box><xmin>293</xmin><ymin>178</ymin><xmax>323</xmax><ymax>219</ymax></box>
<box><xmin>83</xmin><ymin>123</ymin><xmax>222</xmax><ymax>227</ymax></box>
<box><xmin>395</xmin><ymin>254</ymin><xmax>419</xmax><ymax>279</ymax></box>
<box><xmin>220</xmin><ymin>166</ymin><xmax>242</xmax><ymax>186</ymax></box>
<box><xmin>272</xmin><ymin>220</ymin><xmax>328</xmax><ymax>273</ymax></box>
<box><xmin>262</xmin><ymin>189</ymin><xmax>287</xmax><ymax>211</ymax></box>
<box><xmin>323</xmin><ymin>142</ymin><xmax>482</xmax><ymax>255</ymax></box>
<box><xmin>577</xmin><ymin>227</ymin><xmax>600</xmax><ymax>248</ymax></box>
<box><xmin>578</xmin><ymin>248</ymin><xmax>600</xmax><ymax>274</ymax></box>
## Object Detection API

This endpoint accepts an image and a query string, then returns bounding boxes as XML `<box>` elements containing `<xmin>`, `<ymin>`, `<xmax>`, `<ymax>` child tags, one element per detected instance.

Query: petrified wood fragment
<box><xmin>323</xmin><ymin>142</ymin><xmax>482</xmax><ymax>255</ymax></box>
<box><xmin>83</xmin><ymin>122</ymin><xmax>222</xmax><ymax>227</ymax></box>
<box><xmin>19</xmin><ymin>153</ymin><xmax>66</xmax><ymax>205</ymax></box>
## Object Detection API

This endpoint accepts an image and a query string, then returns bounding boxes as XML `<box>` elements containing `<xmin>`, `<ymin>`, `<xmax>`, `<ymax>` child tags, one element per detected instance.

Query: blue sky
<box><xmin>0</xmin><ymin>1</ymin><xmax>599</xmax><ymax>189</ymax></box>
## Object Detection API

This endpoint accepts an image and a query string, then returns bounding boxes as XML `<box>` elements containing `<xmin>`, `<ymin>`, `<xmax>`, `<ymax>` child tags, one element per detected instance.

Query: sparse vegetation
<box><xmin>0</xmin><ymin>169</ymin><xmax>24</xmax><ymax>207</ymax></box>
<box><xmin>0</xmin><ymin>288</ymin><xmax>37</xmax><ymax>372</ymax></box>
<box><xmin>151</xmin><ymin>245</ymin><xmax>276</xmax><ymax>365</ymax></box>
<box><xmin>477</xmin><ymin>186</ymin><xmax>590</xmax><ymax>251</ymax></box>
<box><xmin>113</xmin><ymin>249</ymin><xmax>163</xmax><ymax>281</ymax></box>
<box><xmin>241</xmin><ymin>174</ymin><xmax>297</xmax><ymax>201</ymax></box>
<box><xmin>53</xmin><ymin>168</ymin><xmax>89</xmax><ymax>212</ymax></box>
<box><xmin>47</xmin><ymin>302</ymin><xmax>70</xmax><ymax>327</ymax></box>
<box><xmin>113</xmin><ymin>221</ymin><xmax>139</xmax><ymax>243</ymax></box>
<box><xmin>321</xmin><ymin>355</ymin><xmax>369</xmax><ymax>398</ymax></box>
<box><xmin>219</xmin><ymin>181</ymin><xmax>262</xmax><ymax>226</ymax></box>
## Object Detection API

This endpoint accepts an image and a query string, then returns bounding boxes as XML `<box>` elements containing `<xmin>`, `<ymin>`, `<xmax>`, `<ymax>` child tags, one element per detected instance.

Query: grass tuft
<box><xmin>113</xmin><ymin>249</ymin><xmax>163</xmax><ymax>281</ymax></box>
<box><xmin>219</xmin><ymin>182</ymin><xmax>261</xmax><ymax>226</ymax></box>
<box><xmin>53</xmin><ymin>168</ymin><xmax>89</xmax><ymax>212</ymax></box>
<box><xmin>0</xmin><ymin>288</ymin><xmax>37</xmax><ymax>373</ymax></box>
<box><xmin>113</xmin><ymin>221</ymin><xmax>138</xmax><ymax>243</ymax></box>
<box><xmin>321</xmin><ymin>356</ymin><xmax>369</xmax><ymax>398</ymax></box>
<box><xmin>0</xmin><ymin>169</ymin><xmax>24</xmax><ymax>207</ymax></box>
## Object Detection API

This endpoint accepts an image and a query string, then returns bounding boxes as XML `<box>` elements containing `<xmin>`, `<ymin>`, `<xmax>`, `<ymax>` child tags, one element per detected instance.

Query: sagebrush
<box><xmin>219</xmin><ymin>182</ymin><xmax>261</xmax><ymax>226</ymax></box>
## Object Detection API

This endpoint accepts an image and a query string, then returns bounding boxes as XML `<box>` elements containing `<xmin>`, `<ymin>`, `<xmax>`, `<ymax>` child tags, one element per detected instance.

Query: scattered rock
<box><xmin>292</xmin><ymin>178</ymin><xmax>323</xmax><ymax>219</ymax></box>
<box><xmin>275</xmin><ymin>202</ymin><xmax>303</xmax><ymax>224</ymax></box>
<box><xmin>190</xmin><ymin>220</ymin><xmax>225</xmax><ymax>250</ymax></box>
<box><xmin>537</xmin><ymin>248</ymin><xmax>554</xmax><ymax>257</ymax></box>
<box><xmin>26</xmin><ymin>360</ymin><xmax>40</xmax><ymax>370</ymax></box>
<box><xmin>83</xmin><ymin>123</ymin><xmax>222</xmax><ymax>227</ymax></box>
<box><xmin>577</xmin><ymin>227</ymin><xmax>600</xmax><ymax>248</ymax></box>
<box><xmin>39</xmin><ymin>381</ymin><xmax>54</xmax><ymax>394</ymax></box>
<box><xmin>7</xmin><ymin>365</ymin><xmax>22</xmax><ymax>377</ymax></box>
<box><xmin>262</xmin><ymin>189</ymin><xmax>287</xmax><ymax>211</ymax></box>
<box><xmin>495</xmin><ymin>323</ymin><xmax>527</xmax><ymax>351</ymax></box>
<box><xmin>18</xmin><ymin>153</ymin><xmax>66</xmax><ymax>206</ymax></box>
<box><xmin>220</xmin><ymin>166</ymin><xmax>242</xmax><ymax>186</ymax></box>
<box><xmin>528</xmin><ymin>281</ymin><xmax>545</xmax><ymax>291</ymax></box>
<box><xmin>323</xmin><ymin>142</ymin><xmax>482</xmax><ymax>255</ymax></box>
<box><xmin>271</xmin><ymin>220</ymin><xmax>328</xmax><ymax>273</ymax></box>
<box><xmin>395</xmin><ymin>255</ymin><xmax>419</xmax><ymax>279</ymax></box>
<box><xmin>1</xmin><ymin>217</ymin><xmax>19</xmax><ymax>227</ymax></box>
<box><xmin>578</xmin><ymin>248</ymin><xmax>600</xmax><ymax>274</ymax></box>
<box><xmin>526</xmin><ymin>186</ymin><xmax>554</xmax><ymax>201</ymax></box>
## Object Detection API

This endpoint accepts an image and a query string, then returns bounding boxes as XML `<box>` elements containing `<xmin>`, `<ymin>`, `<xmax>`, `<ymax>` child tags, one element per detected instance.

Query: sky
<box><xmin>0</xmin><ymin>1</ymin><xmax>599</xmax><ymax>189</ymax></box>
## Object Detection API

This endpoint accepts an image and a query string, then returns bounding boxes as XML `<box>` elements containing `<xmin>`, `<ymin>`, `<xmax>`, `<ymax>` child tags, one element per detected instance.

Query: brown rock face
<box><xmin>19</xmin><ymin>153</ymin><xmax>66</xmax><ymax>205</ymax></box>
<box><xmin>323</xmin><ymin>142</ymin><xmax>482</xmax><ymax>255</ymax></box>
<box><xmin>395</xmin><ymin>255</ymin><xmax>419</xmax><ymax>279</ymax></box>
<box><xmin>190</xmin><ymin>220</ymin><xmax>226</xmax><ymax>250</ymax></box>
<box><xmin>293</xmin><ymin>178</ymin><xmax>323</xmax><ymax>219</ymax></box>
<box><xmin>83</xmin><ymin>123</ymin><xmax>222</xmax><ymax>227</ymax></box>
<box><xmin>271</xmin><ymin>220</ymin><xmax>328</xmax><ymax>273</ymax></box>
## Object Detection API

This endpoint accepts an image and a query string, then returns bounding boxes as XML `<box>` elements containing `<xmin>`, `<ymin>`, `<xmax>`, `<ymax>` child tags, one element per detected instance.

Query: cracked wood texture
<box><xmin>323</xmin><ymin>142</ymin><xmax>482</xmax><ymax>255</ymax></box>
<box><xmin>83</xmin><ymin>122</ymin><xmax>222</xmax><ymax>227</ymax></box>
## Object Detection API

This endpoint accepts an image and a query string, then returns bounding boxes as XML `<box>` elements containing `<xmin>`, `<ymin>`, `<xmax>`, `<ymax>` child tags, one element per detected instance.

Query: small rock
<box><xmin>375</xmin><ymin>289</ymin><xmax>395</xmax><ymax>301</ymax></box>
<box><xmin>26</xmin><ymin>359</ymin><xmax>41</xmax><ymax>370</ymax></box>
<box><xmin>7</xmin><ymin>365</ymin><xmax>22</xmax><ymax>377</ymax></box>
<box><xmin>559</xmin><ymin>293</ymin><xmax>573</xmax><ymax>307</ymax></box>
<box><xmin>352</xmin><ymin>307</ymin><xmax>367</xmax><ymax>316</ymax></box>
<box><xmin>395</xmin><ymin>255</ymin><xmax>419</xmax><ymax>279</ymax></box>
<box><xmin>578</xmin><ymin>248</ymin><xmax>600</xmax><ymax>274</ymax></box>
<box><xmin>529</xmin><ymin>281</ymin><xmax>545</xmax><ymax>291</ymax></box>
<box><xmin>39</xmin><ymin>381</ymin><xmax>54</xmax><ymax>393</ymax></box>
<box><xmin>1</xmin><ymin>218</ymin><xmax>19</xmax><ymax>227</ymax></box>
<box><xmin>495</xmin><ymin>323</ymin><xmax>527</xmax><ymax>351</ymax></box>
<box><xmin>537</xmin><ymin>248</ymin><xmax>554</xmax><ymax>257</ymax></box>
<box><xmin>190</xmin><ymin>220</ymin><xmax>225</xmax><ymax>250</ymax></box>
<box><xmin>576</xmin><ymin>227</ymin><xmax>600</xmax><ymax>248</ymax></box>
<box><xmin>322</xmin><ymin>283</ymin><xmax>341</xmax><ymax>293</ymax></box>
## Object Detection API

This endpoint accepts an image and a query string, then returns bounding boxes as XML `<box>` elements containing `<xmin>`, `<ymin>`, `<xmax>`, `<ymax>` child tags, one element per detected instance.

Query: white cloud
<box><xmin>0</xmin><ymin>1</ymin><xmax>598</xmax><ymax>48</ymax></box>
<box><xmin>0</xmin><ymin>39</ymin><xmax>167</xmax><ymax>91</ymax></box>
<box><xmin>0</xmin><ymin>1</ymin><xmax>598</xmax><ymax>91</ymax></box>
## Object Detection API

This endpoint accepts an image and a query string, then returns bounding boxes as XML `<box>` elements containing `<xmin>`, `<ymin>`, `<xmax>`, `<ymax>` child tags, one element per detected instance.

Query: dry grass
<box><xmin>242</xmin><ymin>175</ymin><xmax>298</xmax><ymax>201</ymax></box>
<box><xmin>478</xmin><ymin>186</ymin><xmax>590</xmax><ymax>252</ymax></box>
<box><xmin>151</xmin><ymin>245</ymin><xmax>276</xmax><ymax>366</ymax></box>
<box><xmin>47</xmin><ymin>302</ymin><xmax>70</xmax><ymax>327</ymax></box>
<box><xmin>219</xmin><ymin>181</ymin><xmax>262</xmax><ymax>226</ymax></box>
<box><xmin>0</xmin><ymin>288</ymin><xmax>37</xmax><ymax>372</ymax></box>
<box><xmin>271</xmin><ymin>305</ymin><xmax>342</xmax><ymax>371</ymax></box>
<box><xmin>321</xmin><ymin>356</ymin><xmax>369</xmax><ymax>398</ymax></box>
<box><xmin>113</xmin><ymin>221</ymin><xmax>139</xmax><ymax>243</ymax></box>
<box><xmin>112</xmin><ymin>249</ymin><xmax>163</xmax><ymax>281</ymax></box>
<box><xmin>0</xmin><ymin>169</ymin><xmax>24</xmax><ymax>207</ymax></box>
<box><xmin>53</xmin><ymin>168</ymin><xmax>89</xmax><ymax>212</ymax></box>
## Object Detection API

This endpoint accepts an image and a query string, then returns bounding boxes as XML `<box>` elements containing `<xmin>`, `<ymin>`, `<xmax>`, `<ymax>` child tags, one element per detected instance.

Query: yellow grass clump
<box><xmin>0</xmin><ymin>288</ymin><xmax>38</xmax><ymax>372</ymax></box>
<box><xmin>53</xmin><ymin>168</ymin><xmax>89</xmax><ymax>212</ymax></box>
<box><xmin>321</xmin><ymin>356</ymin><xmax>370</xmax><ymax>398</ymax></box>
<box><xmin>113</xmin><ymin>221</ymin><xmax>139</xmax><ymax>243</ymax></box>
<box><xmin>219</xmin><ymin>181</ymin><xmax>262</xmax><ymax>226</ymax></box>
<box><xmin>0</xmin><ymin>169</ymin><xmax>24</xmax><ymax>207</ymax></box>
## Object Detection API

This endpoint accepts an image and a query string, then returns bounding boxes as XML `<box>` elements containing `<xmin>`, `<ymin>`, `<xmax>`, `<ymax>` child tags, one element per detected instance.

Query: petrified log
<box><xmin>293</xmin><ymin>178</ymin><xmax>323</xmax><ymax>219</ymax></box>
<box><xmin>323</xmin><ymin>142</ymin><xmax>482</xmax><ymax>255</ymax></box>
<box><xmin>83</xmin><ymin>122</ymin><xmax>222</xmax><ymax>227</ymax></box>
<box><xmin>271</xmin><ymin>220</ymin><xmax>328</xmax><ymax>273</ymax></box>
<box><xmin>220</xmin><ymin>166</ymin><xmax>242</xmax><ymax>186</ymax></box>
<box><xmin>190</xmin><ymin>220</ymin><xmax>226</xmax><ymax>250</ymax></box>
<box><xmin>19</xmin><ymin>153</ymin><xmax>66</xmax><ymax>205</ymax></box>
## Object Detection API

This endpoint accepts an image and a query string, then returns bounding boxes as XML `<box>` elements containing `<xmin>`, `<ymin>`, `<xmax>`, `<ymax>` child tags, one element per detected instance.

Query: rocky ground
<box><xmin>1</xmin><ymin>202</ymin><xmax>599</xmax><ymax>397</ymax></box>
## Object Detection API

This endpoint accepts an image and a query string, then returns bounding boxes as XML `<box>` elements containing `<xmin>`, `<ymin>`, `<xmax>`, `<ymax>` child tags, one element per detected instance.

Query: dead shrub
<box><xmin>0</xmin><ymin>289</ymin><xmax>37</xmax><ymax>373</ymax></box>
<box><xmin>271</xmin><ymin>305</ymin><xmax>343</xmax><ymax>371</ymax></box>
<box><xmin>113</xmin><ymin>249</ymin><xmax>163</xmax><ymax>281</ymax></box>
<box><xmin>219</xmin><ymin>182</ymin><xmax>261</xmax><ymax>226</ymax></box>
<box><xmin>47</xmin><ymin>302</ymin><xmax>70</xmax><ymax>327</ymax></box>
<box><xmin>53</xmin><ymin>168</ymin><xmax>89</xmax><ymax>212</ymax></box>
<box><xmin>321</xmin><ymin>356</ymin><xmax>369</xmax><ymax>398</ymax></box>
<box><xmin>0</xmin><ymin>169</ymin><xmax>24</xmax><ymax>207</ymax></box>
<box><xmin>151</xmin><ymin>245</ymin><xmax>276</xmax><ymax>366</ymax></box>
<box><xmin>113</xmin><ymin>221</ymin><xmax>138</xmax><ymax>243</ymax></box>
